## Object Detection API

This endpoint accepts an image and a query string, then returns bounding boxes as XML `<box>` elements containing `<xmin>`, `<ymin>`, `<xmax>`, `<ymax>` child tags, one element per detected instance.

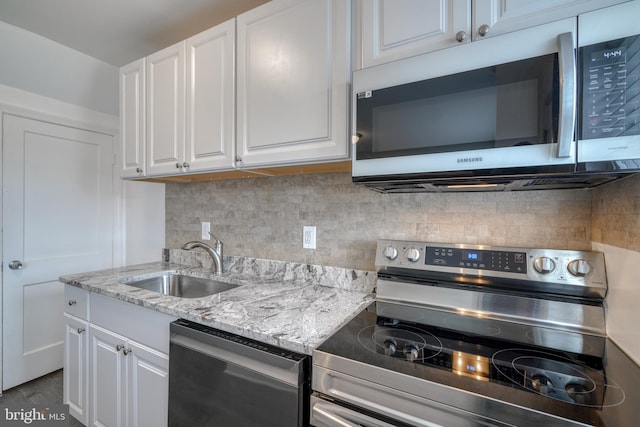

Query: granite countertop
<box><xmin>59</xmin><ymin>252</ymin><xmax>375</xmax><ymax>355</ymax></box>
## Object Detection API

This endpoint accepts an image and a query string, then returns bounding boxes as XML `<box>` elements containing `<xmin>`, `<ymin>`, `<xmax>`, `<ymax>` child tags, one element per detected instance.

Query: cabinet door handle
<box><xmin>116</xmin><ymin>344</ymin><xmax>125</xmax><ymax>352</ymax></box>
<box><xmin>77</xmin><ymin>328</ymin><xmax>85</xmax><ymax>334</ymax></box>
<box><xmin>478</xmin><ymin>24</ymin><xmax>490</xmax><ymax>37</ymax></box>
<box><xmin>68</xmin><ymin>300</ymin><xmax>77</xmax><ymax>306</ymax></box>
<box><xmin>123</xmin><ymin>348</ymin><xmax>133</xmax><ymax>356</ymax></box>
<box><xmin>455</xmin><ymin>31</ymin><xmax>466</xmax><ymax>43</ymax></box>
<box><xmin>136</xmin><ymin>167</ymin><xmax>143</xmax><ymax>174</ymax></box>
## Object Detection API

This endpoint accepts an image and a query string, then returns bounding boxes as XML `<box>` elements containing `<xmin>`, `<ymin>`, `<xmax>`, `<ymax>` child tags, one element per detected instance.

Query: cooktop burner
<box><xmin>491</xmin><ymin>348</ymin><xmax>625</xmax><ymax>408</ymax></box>
<box><xmin>315</xmin><ymin>301</ymin><xmax>640</xmax><ymax>425</ymax></box>
<box><xmin>357</xmin><ymin>311</ymin><xmax>620</xmax><ymax>409</ymax></box>
<box><xmin>357</xmin><ymin>324</ymin><xmax>443</xmax><ymax>362</ymax></box>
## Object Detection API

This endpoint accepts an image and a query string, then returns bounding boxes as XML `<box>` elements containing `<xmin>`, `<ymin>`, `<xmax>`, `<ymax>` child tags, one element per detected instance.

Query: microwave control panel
<box><xmin>580</xmin><ymin>34</ymin><xmax>640</xmax><ymax>140</ymax></box>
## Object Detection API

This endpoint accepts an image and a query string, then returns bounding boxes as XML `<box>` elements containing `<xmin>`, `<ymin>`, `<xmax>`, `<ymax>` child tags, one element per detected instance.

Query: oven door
<box><xmin>312</xmin><ymin>366</ymin><xmax>515</xmax><ymax>427</ymax></box>
<box><xmin>352</xmin><ymin>18</ymin><xmax>577</xmax><ymax>180</ymax></box>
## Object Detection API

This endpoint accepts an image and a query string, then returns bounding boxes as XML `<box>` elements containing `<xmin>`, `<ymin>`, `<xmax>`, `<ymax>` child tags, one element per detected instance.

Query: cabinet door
<box><xmin>358</xmin><ymin>0</ymin><xmax>471</xmax><ymax>69</ymax></box>
<box><xmin>184</xmin><ymin>19</ymin><xmax>236</xmax><ymax>172</ymax></box>
<box><xmin>237</xmin><ymin>0</ymin><xmax>350</xmax><ymax>167</ymax></box>
<box><xmin>63</xmin><ymin>314</ymin><xmax>89</xmax><ymax>426</ymax></box>
<box><xmin>472</xmin><ymin>0</ymin><xmax>629</xmax><ymax>41</ymax></box>
<box><xmin>89</xmin><ymin>325</ymin><xmax>127</xmax><ymax>427</ymax></box>
<box><xmin>120</xmin><ymin>59</ymin><xmax>146</xmax><ymax>178</ymax></box>
<box><xmin>127</xmin><ymin>340</ymin><xmax>169</xmax><ymax>427</ymax></box>
<box><xmin>146</xmin><ymin>42</ymin><xmax>185</xmax><ymax>176</ymax></box>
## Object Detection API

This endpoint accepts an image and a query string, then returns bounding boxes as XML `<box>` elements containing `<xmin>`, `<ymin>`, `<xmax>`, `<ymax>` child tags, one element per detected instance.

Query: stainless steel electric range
<box><xmin>311</xmin><ymin>240</ymin><xmax>640</xmax><ymax>426</ymax></box>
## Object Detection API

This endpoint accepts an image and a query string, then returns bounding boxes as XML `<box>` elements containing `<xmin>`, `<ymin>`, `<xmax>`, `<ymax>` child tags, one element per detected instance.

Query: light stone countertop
<box><xmin>59</xmin><ymin>254</ymin><xmax>375</xmax><ymax>355</ymax></box>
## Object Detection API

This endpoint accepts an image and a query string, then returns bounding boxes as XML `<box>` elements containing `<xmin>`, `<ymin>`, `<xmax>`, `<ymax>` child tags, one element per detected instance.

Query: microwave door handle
<box><xmin>556</xmin><ymin>31</ymin><xmax>576</xmax><ymax>158</ymax></box>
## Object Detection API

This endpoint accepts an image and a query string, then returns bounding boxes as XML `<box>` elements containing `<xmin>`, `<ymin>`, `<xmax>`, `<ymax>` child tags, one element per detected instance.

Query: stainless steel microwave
<box><xmin>352</xmin><ymin>10</ymin><xmax>640</xmax><ymax>193</ymax></box>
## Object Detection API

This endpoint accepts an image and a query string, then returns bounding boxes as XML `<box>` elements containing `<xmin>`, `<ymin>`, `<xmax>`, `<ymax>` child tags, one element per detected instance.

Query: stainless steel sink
<box><xmin>122</xmin><ymin>273</ymin><xmax>238</xmax><ymax>298</ymax></box>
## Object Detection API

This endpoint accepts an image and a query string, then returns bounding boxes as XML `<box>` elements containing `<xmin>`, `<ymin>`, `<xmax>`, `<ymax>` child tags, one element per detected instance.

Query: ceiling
<box><xmin>0</xmin><ymin>0</ymin><xmax>269</xmax><ymax>67</ymax></box>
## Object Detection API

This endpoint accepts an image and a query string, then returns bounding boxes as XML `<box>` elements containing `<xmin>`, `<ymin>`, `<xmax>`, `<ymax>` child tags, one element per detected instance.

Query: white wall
<box><xmin>592</xmin><ymin>242</ymin><xmax>640</xmax><ymax>365</ymax></box>
<box><xmin>0</xmin><ymin>21</ymin><xmax>118</xmax><ymax>116</ymax></box>
<box><xmin>123</xmin><ymin>180</ymin><xmax>166</xmax><ymax>265</ymax></box>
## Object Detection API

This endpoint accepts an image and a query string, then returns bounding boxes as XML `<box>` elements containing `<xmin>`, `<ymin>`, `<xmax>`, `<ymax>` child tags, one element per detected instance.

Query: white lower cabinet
<box><xmin>63</xmin><ymin>313</ymin><xmax>89</xmax><ymax>425</ymax></box>
<box><xmin>89</xmin><ymin>325</ymin><xmax>169</xmax><ymax>427</ymax></box>
<box><xmin>63</xmin><ymin>285</ymin><xmax>176</xmax><ymax>427</ymax></box>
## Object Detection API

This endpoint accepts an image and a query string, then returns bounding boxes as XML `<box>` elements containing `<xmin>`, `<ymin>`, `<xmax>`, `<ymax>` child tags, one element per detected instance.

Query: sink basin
<box><xmin>122</xmin><ymin>273</ymin><xmax>238</xmax><ymax>298</ymax></box>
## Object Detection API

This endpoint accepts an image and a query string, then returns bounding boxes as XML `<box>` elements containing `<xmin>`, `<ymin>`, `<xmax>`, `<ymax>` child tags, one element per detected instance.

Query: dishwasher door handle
<box><xmin>170</xmin><ymin>333</ymin><xmax>300</xmax><ymax>386</ymax></box>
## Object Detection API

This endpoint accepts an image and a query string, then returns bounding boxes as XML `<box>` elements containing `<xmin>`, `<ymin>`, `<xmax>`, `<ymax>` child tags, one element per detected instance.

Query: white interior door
<box><xmin>2</xmin><ymin>113</ymin><xmax>114</xmax><ymax>390</ymax></box>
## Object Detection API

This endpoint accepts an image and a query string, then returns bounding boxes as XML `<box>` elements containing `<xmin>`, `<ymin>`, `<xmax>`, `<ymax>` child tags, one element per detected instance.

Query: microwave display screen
<box><xmin>355</xmin><ymin>54</ymin><xmax>559</xmax><ymax>160</ymax></box>
<box><xmin>580</xmin><ymin>34</ymin><xmax>640</xmax><ymax>140</ymax></box>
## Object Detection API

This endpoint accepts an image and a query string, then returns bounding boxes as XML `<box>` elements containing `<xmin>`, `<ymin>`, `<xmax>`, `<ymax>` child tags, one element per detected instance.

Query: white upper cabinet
<box><xmin>120</xmin><ymin>19</ymin><xmax>236</xmax><ymax>178</ymax></box>
<box><xmin>146</xmin><ymin>41</ymin><xmax>185</xmax><ymax>176</ymax></box>
<box><xmin>357</xmin><ymin>0</ymin><xmax>470</xmax><ymax>69</ymax></box>
<box><xmin>236</xmin><ymin>0</ymin><xmax>350</xmax><ymax>167</ymax></box>
<box><xmin>472</xmin><ymin>0</ymin><xmax>630</xmax><ymax>41</ymax></box>
<box><xmin>356</xmin><ymin>0</ymin><xmax>631</xmax><ymax>69</ymax></box>
<box><xmin>119</xmin><ymin>58</ymin><xmax>146</xmax><ymax>178</ymax></box>
<box><xmin>184</xmin><ymin>19</ymin><xmax>236</xmax><ymax>172</ymax></box>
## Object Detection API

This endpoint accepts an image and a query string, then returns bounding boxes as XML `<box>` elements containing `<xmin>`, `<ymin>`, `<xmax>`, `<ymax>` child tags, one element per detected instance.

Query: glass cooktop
<box><xmin>315</xmin><ymin>302</ymin><xmax>640</xmax><ymax>426</ymax></box>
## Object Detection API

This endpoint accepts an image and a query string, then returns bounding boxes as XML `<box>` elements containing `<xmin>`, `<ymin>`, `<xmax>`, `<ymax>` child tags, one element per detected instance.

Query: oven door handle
<box><xmin>311</xmin><ymin>398</ymin><xmax>401</xmax><ymax>427</ymax></box>
<box><xmin>556</xmin><ymin>31</ymin><xmax>576</xmax><ymax>158</ymax></box>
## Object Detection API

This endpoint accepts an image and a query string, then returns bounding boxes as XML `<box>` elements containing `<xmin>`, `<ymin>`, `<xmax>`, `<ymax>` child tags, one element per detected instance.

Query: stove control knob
<box><xmin>533</xmin><ymin>256</ymin><xmax>556</xmax><ymax>274</ymax></box>
<box><xmin>404</xmin><ymin>248</ymin><xmax>421</xmax><ymax>263</ymax></box>
<box><xmin>383</xmin><ymin>340</ymin><xmax>397</xmax><ymax>356</ymax></box>
<box><xmin>383</xmin><ymin>246</ymin><xmax>398</xmax><ymax>260</ymax></box>
<box><xmin>404</xmin><ymin>345</ymin><xmax>419</xmax><ymax>362</ymax></box>
<box><xmin>567</xmin><ymin>259</ymin><xmax>591</xmax><ymax>277</ymax></box>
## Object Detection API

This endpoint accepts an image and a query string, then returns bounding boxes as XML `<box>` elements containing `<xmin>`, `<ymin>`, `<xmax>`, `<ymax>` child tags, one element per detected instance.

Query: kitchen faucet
<box><xmin>181</xmin><ymin>237</ymin><xmax>223</xmax><ymax>275</ymax></box>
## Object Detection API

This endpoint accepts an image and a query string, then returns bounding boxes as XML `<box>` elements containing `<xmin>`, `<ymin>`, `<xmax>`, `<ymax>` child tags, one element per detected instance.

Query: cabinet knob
<box><xmin>176</xmin><ymin>163</ymin><xmax>182</xmax><ymax>169</ymax></box>
<box><xmin>182</xmin><ymin>162</ymin><xmax>190</xmax><ymax>169</ymax></box>
<box><xmin>136</xmin><ymin>167</ymin><xmax>143</xmax><ymax>174</ymax></box>
<box><xmin>478</xmin><ymin>24</ymin><xmax>490</xmax><ymax>37</ymax></box>
<box><xmin>116</xmin><ymin>344</ymin><xmax>125</xmax><ymax>352</ymax></box>
<box><xmin>77</xmin><ymin>328</ymin><xmax>85</xmax><ymax>334</ymax></box>
<box><xmin>235</xmin><ymin>156</ymin><xmax>242</xmax><ymax>163</ymax></box>
<box><xmin>123</xmin><ymin>348</ymin><xmax>133</xmax><ymax>356</ymax></box>
<box><xmin>68</xmin><ymin>300</ymin><xmax>77</xmax><ymax>306</ymax></box>
<box><xmin>455</xmin><ymin>31</ymin><xmax>467</xmax><ymax>43</ymax></box>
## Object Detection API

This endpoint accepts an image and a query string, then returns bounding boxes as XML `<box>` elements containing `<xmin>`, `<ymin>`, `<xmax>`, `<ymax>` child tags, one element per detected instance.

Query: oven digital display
<box><xmin>464</xmin><ymin>251</ymin><xmax>481</xmax><ymax>262</ymax></box>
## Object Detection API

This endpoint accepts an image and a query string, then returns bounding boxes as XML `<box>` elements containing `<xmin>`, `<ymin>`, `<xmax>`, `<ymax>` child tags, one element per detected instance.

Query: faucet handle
<box><xmin>208</xmin><ymin>231</ymin><xmax>222</xmax><ymax>244</ymax></box>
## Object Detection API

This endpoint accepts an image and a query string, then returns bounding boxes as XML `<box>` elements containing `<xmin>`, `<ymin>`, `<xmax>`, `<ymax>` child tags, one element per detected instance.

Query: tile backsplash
<box><xmin>591</xmin><ymin>173</ymin><xmax>640</xmax><ymax>252</ymax></box>
<box><xmin>166</xmin><ymin>172</ymin><xmax>594</xmax><ymax>271</ymax></box>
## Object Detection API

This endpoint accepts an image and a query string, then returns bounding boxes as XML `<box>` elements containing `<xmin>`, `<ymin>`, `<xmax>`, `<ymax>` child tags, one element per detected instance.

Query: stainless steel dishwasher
<box><xmin>168</xmin><ymin>318</ymin><xmax>310</xmax><ymax>427</ymax></box>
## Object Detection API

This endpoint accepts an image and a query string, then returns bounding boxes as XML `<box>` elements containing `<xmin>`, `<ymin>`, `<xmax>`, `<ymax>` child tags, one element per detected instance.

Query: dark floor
<box><xmin>0</xmin><ymin>370</ymin><xmax>84</xmax><ymax>426</ymax></box>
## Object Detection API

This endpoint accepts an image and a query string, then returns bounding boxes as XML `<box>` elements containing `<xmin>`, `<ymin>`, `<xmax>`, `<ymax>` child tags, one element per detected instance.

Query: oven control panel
<box><xmin>424</xmin><ymin>246</ymin><xmax>527</xmax><ymax>274</ymax></box>
<box><xmin>375</xmin><ymin>240</ymin><xmax>607</xmax><ymax>298</ymax></box>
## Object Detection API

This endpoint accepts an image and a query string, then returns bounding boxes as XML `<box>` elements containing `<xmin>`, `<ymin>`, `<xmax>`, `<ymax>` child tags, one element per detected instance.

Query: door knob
<box><xmin>9</xmin><ymin>260</ymin><xmax>23</xmax><ymax>270</ymax></box>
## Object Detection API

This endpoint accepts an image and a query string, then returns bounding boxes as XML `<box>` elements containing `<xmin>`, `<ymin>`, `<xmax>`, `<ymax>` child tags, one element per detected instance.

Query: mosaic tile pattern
<box><xmin>166</xmin><ymin>172</ymin><xmax>594</xmax><ymax>271</ymax></box>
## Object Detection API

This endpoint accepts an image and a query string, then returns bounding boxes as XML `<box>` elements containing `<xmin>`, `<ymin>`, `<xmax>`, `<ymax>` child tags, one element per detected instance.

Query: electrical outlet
<box><xmin>303</xmin><ymin>226</ymin><xmax>316</xmax><ymax>249</ymax></box>
<box><xmin>201</xmin><ymin>222</ymin><xmax>211</xmax><ymax>240</ymax></box>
